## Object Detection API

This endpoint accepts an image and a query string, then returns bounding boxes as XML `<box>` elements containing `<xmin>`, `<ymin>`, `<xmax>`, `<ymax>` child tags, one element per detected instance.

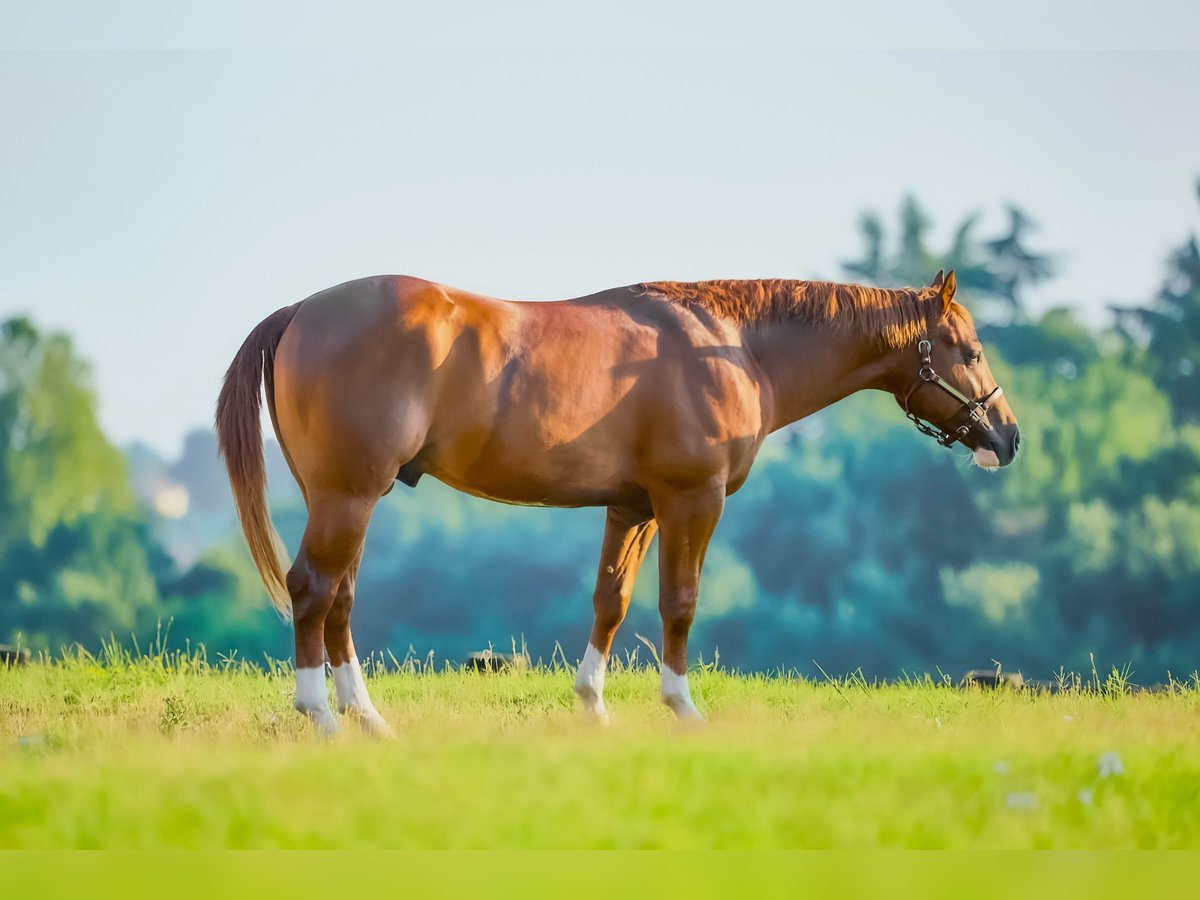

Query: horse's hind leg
<box><xmin>324</xmin><ymin>548</ymin><xmax>392</xmax><ymax>737</ymax></box>
<box><xmin>288</xmin><ymin>492</ymin><xmax>376</xmax><ymax>736</ymax></box>
<box><xmin>574</xmin><ymin>508</ymin><xmax>657</xmax><ymax>723</ymax></box>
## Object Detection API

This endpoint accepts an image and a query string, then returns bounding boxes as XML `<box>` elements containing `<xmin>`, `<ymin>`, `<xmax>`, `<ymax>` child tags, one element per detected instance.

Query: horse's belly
<box><xmin>424</xmin><ymin>447</ymin><xmax>635</xmax><ymax>508</ymax></box>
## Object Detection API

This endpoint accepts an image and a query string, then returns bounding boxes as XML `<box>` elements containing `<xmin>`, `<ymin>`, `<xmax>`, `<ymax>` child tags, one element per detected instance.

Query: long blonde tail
<box><xmin>214</xmin><ymin>304</ymin><xmax>299</xmax><ymax>618</ymax></box>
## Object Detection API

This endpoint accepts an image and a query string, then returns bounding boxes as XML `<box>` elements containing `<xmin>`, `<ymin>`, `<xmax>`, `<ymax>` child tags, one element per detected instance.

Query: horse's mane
<box><xmin>637</xmin><ymin>279</ymin><xmax>959</xmax><ymax>348</ymax></box>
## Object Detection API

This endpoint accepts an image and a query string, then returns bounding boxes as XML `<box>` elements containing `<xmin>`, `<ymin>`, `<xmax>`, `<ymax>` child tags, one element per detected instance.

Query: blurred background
<box><xmin>2</xmin><ymin>22</ymin><xmax>1199</xmax><ymax>680</ymax></box>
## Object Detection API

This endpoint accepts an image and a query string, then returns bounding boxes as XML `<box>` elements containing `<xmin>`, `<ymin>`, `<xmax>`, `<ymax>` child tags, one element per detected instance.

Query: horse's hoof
<box><xmin>574</xmin><ymin>685</ymin><xmax>611</xmax><ymax>726</ymax></box>
<box><xmin>661</xmin><ymin>695</ymin><xmax>706</xmax><ymax>727</ymax></box>
<box><xmin>675</xmin><ymin>710</ymin><xmax>707</xmax><ymax>729</ymax></box>
<box><xmin>339</xmin><ymin>706</ymin><xmax>395</xmax><ymax>739</ymax></box>
<box><xmin>361</xmin><ymin>713</ymin><xmax>396</xmax><ymax>739</ymax></box>
<box><xmin>304</xmin><ymin>708</ymin><xmax>341</xmax><ymax>739</ymax></box>
<box><xmin>581</xmin><ymin>702</ymin><xmax>612</xmax><ymax>727</ymax></box>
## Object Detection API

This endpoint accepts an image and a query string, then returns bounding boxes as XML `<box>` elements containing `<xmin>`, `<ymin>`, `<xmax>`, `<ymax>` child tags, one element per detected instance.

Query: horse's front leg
<box><xmin>650</xmin><ymin>482</ymin><xmax>725</xmax><ymax>722</ymax></box>
<box><xmin>573</xmin><ymin>508</ymin><xmax>657</xmax><ymax>723</ymax></box>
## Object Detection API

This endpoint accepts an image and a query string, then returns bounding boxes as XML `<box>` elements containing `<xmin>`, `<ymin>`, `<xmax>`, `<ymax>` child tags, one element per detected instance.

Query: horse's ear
<box><xmin>931</xmin><ymin>269</ymin><xmax>945</xmax><ymax>291</ymax></box>
<box><xmin>939</xmin><ymin>269</ymin><xmax>957</xmax><ymax>310</ymax></box>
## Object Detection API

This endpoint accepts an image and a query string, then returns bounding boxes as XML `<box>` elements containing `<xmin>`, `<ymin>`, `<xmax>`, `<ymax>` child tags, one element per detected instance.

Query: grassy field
<box><xmin>1</xmin><ymin>648</ymin><xmax>1197</xmax><ymax>849</ymax></box>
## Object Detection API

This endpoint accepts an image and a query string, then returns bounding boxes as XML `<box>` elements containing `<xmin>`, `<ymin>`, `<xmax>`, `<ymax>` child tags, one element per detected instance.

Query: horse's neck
<box><xmin>746</xmin><ymin>320</ymin><xmax>894</xmax><ymax>433</ymax></box>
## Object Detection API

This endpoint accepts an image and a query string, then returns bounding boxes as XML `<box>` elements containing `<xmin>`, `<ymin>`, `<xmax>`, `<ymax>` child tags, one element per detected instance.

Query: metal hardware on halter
<box><xmin>902</xmin><ymin>338</ymin><xmax>1004</xmax><ymax>448</ymax></box>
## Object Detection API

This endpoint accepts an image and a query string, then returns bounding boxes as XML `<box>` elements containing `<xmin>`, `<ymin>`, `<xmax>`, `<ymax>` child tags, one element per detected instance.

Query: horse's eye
<box><xmin>967</xmin><ymin>351</ymin><xmax>982</xmax><ymax>365</ymax></box>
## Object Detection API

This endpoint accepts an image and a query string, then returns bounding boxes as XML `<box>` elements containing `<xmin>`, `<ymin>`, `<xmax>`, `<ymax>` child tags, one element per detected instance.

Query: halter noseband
<box><xmin>902</xmin><ymin>339</ymin><xmax>1003</xmax><ymax>448</ymax></box>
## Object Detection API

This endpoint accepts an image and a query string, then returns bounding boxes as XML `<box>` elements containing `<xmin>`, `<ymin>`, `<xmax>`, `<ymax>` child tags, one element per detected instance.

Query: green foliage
<box><xmin>0</xmin><ymin>319</ymin><xmax>160</xmax><ymax>649</ymax></box>
<box><xmin>0</xmin><ymin>319</ymin><xmax>134</xmax><ymax>546</ymax></box>
<box><xmin>156</xmin><ymin>542</ymin><xmax>291</xmax><ymax>663</ymax></box>
<box><xmin>1114</xmin><ymin>210</ymin><xmax>1200</xmax><ymax>422</ymax></box>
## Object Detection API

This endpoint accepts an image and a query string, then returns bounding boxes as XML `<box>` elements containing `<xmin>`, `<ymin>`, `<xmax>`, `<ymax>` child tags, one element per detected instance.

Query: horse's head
<box><xmin>892</xmin><ymin>270</ymin><xmax>1020</xmax><ymax>468</ymax></box>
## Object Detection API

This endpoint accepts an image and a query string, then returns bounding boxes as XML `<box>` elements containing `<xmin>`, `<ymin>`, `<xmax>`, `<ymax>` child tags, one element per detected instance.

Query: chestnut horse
<box><xmin>216</xmin><ymin>269</ymin><xmax>1018</xmax><ymax>734</ymax></box>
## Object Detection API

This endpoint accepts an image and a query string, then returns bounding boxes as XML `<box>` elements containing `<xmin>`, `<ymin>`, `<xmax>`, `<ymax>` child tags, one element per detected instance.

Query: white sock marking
<box><xmin>661</xmin><ymin>667</ymin><xmax>704</xmax><ymax>721</ymax></box>
<box><xmin>331</xmin><ymin>658</ymin><xmax>392</xmax><ymax>737</ymax></box>
<box><xmin>574</xmin><ymin>643</ymin><xmax>610</xmax><ymax>722</ymax></box>
<box><xmin>294</xmin><ymin>666</ymin><xmax>338</xmax><ymax>736</ymax></box>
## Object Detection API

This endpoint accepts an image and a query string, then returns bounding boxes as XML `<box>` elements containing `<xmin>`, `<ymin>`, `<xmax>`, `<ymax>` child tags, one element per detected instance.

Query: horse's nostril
<box><xmin>1013</xmin><ymin>430</ymin><xmax>1021</xmax><ymax>452</ymax></box>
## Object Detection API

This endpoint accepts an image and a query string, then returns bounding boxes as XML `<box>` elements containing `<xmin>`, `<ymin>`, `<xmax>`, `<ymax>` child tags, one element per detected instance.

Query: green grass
<box><xmin>1</xmin><ymin>647</ymin><xmax>1197</xmax><ymax>849</ymax></box>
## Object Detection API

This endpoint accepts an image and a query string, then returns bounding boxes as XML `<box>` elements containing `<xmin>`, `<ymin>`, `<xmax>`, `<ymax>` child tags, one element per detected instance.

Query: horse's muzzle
<box><xmin>985</xmin><ymin>424</ymin><xmax>1021</xmax><ymax>467</ymax></box>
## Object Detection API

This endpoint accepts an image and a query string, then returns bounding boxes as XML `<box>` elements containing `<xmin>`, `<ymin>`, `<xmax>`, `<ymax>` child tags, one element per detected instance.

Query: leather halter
<box><xmin>902</xmin><ymin>339</ymin><xmax>1003</xmax><ymax>448</ymax></box>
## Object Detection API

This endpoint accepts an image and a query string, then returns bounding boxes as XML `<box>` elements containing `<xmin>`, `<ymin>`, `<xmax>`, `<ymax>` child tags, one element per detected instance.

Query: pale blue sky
<box><xmin>2</xmin><ymin>5</ymin><xmax>1199</xmax><ymax>453</ymax></box>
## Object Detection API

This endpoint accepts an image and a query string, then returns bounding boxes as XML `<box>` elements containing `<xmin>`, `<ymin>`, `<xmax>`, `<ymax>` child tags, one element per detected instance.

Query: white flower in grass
<box><xmin>1005</xmin><ymin>792</ymin><xmax>1037</xmax><ymax>810</ymax></box>
<box><xmin>1078</xmin><ymin>789</ymin><xmax>1094</xmax><ymax>805</ymax></box>
<box><xmin>1098</xmin><ymin>751</ymin><xmax>1124</xmax><ymax>778</ymax></box>
<box><xmin>993</xmin><ymin>760</ymin><xmax>1010</xmax><ymax>774</ymax></box>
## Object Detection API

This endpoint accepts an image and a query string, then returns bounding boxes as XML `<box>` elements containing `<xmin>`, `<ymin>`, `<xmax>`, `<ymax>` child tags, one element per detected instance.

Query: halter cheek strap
<box><xmin>903</xmin><ymin>339</ymin><xmax>1004</xmax><ymax>448</ymax></box>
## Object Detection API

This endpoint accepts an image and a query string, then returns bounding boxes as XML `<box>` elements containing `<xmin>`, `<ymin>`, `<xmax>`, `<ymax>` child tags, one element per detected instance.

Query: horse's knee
<box><xmin>660</xmin><ymin>590</ymin><xmax>697</xmax><ymax>634</ymax></box>
<box><xmin>593</xmin><ymin>582</ymin><xmax>631</xmax><ymax>632</ymax></box>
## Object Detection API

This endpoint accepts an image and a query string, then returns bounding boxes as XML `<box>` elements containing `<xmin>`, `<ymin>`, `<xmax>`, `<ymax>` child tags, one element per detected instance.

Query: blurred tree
<box><xmin>984</xmin><ymin>206</ymin><xmax>1057</xmax><ymax>318</ymax></box>
<box><xmin>0</xmin><ymin>319</ymin><xmax>134</xmax><ymax>545</ymax></box>
<box><xmin>0</xmin><ymin>318</ymin><xmax>161</xmax><ymax>648</ymax></box>
<box><xmin>158</xmin><ymin>542</ymin><xmax>291</xmax><ymax>662</ymax></box>
<box><xmin>1112</xmin><ymin>184</ymin><xmax>1200</xmax><ymax>423</ymax></box>
<box><xmin>843</xmin><ymin>196</ymin><xmax>1055</xmax><ymax>321</ymax></box>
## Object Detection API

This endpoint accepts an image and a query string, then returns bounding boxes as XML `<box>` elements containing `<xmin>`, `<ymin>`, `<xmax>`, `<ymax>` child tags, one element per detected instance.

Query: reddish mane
<box><xmin>638</xmin><ymin>278</ymin><xmax>964</xmax><ymax>347</ymax></box>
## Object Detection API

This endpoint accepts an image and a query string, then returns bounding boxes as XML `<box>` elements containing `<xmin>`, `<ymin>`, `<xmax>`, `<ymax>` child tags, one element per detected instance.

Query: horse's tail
<box><xmin>215</xmin><ymin>303</ymin><xmax>300</xmax><ymax>619</ymax></box>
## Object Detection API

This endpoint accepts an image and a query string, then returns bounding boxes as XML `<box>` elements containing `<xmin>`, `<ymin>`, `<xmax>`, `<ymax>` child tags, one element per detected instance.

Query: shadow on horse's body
<box><xmin>217</xmin><ymin>271</ymin><xmax>1019</xmax><ymax>733</ymax></box>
